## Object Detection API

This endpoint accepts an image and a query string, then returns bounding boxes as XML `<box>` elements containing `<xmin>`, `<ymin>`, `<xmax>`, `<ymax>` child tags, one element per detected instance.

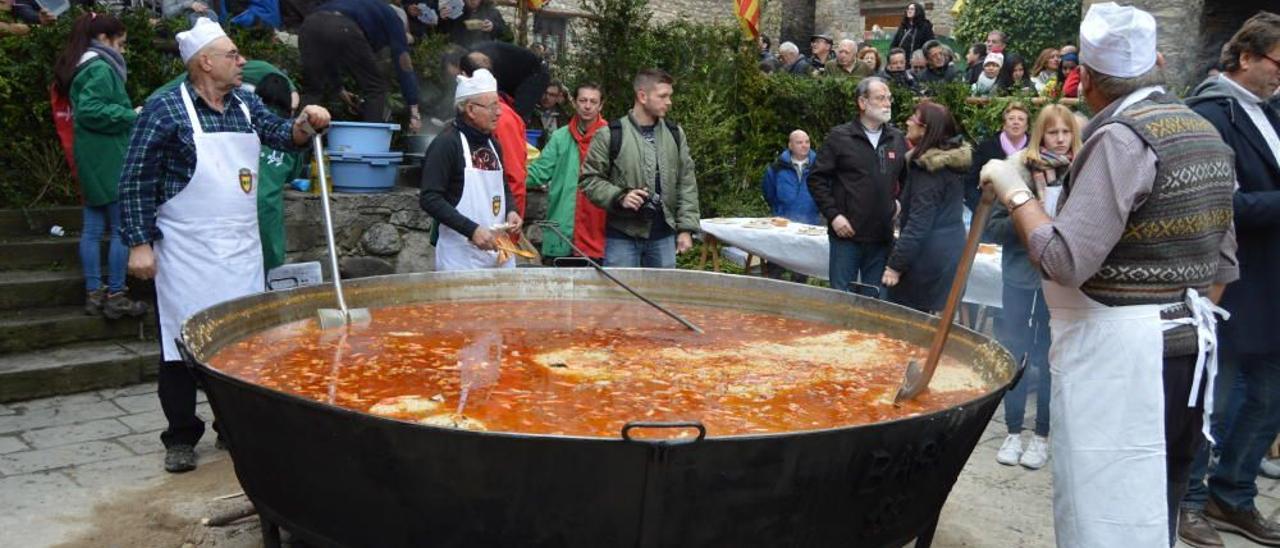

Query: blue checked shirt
<box><xmin>118</xmin><ymin>81</ymin><xmax>300</xmax><ymax>247</ymax></box>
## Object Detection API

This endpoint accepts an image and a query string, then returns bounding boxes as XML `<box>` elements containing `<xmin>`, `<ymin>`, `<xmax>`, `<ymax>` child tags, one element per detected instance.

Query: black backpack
<box><xmin>607</xmin><ymin>117</ymin><xmax>683</xmax><ymax>167</ymax></box>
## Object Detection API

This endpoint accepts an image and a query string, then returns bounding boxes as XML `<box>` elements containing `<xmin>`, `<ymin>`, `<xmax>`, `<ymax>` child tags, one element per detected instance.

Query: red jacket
<box><xmin>1062</xmin><ymin>67</ymin><xmax>1081</xmax><ymax>98</ymax></box>
<box><xmin>493</xmin><ymin>95</ymin><xmax>528</xmax><ymax>217</ymax></box>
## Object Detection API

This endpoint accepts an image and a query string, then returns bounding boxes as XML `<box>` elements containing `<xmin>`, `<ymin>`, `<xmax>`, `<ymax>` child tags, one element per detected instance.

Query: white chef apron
<box><xmin>155</xmin><ymin>85</ymin><xmax>265</xmax><ymax>361</ymax></box>
<box><xmin>1043</xmin><ymin>280</ymin><xmax>1226</xmax><ymax>548</ymax></box>
<box><xmin>434</xmin><ymin>135</ymin><xmax>514</xmax><ymax>271</ymax></box>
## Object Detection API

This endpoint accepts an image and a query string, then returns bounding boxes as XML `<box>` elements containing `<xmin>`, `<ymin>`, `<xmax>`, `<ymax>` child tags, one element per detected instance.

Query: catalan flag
<box><xmin>735</xmin><ymin>0</ymin><xmax>760</xmax><ymax>39</ymax></box>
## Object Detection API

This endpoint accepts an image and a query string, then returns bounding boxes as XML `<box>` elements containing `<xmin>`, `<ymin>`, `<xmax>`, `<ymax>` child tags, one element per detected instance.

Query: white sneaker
<box><xmin>1021</xmin><ymin>435</ymin><xmax>1050</xmax><ymax>470</ymax></box>
<box><xmin>996</xmin><ymin>433</ymin><xmax>1023</xmax><ymax>466</ymax></box>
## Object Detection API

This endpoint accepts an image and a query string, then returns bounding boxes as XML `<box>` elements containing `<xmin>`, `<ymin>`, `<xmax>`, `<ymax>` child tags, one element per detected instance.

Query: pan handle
<box><xmin>621</xmin><ymin>421</ymin><xmax>707</xmax><ymax>444</ymax></box>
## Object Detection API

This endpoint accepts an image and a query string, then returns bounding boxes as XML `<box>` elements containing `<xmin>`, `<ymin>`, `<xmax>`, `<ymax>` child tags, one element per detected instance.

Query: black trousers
<box><xmin>299</xmin><ymin>11</ymin><xmax>390</xmax><ymax>123</ymax></box>
<box><xmin>156</xmin><ymin>299</ymin><xmax>207</xmax><ymax>449</ymax></box>
<box><xmin>1164</xmin><ymin>353</ymin><xmax>1206</xmax><ymax>546</ymax></box>
<box><xmin>158</xmin><ymin>359</ymin><xmax>205</xmax><ymax>448</ymax></box>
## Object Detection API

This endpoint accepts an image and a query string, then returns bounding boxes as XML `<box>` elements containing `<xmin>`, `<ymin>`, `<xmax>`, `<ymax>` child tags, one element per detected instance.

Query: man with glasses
<box><xmin>118</xmin><ymin>18</ymin><xmax>331</xmax><ymax>473</ymax></box>
<box><xmin>1178</xmin><ymin>11</ymin><xmax>1280</xmax><ymax>547</ymax></box>
<box><xmin>806</xmin><ymin>76</ymin><xmax>907</xmax><ymax>295</ymax></box>
<box><xmin>419</xmin><ymin>68</ymin><xmax>523</xmax><ymax>271</ymax></box>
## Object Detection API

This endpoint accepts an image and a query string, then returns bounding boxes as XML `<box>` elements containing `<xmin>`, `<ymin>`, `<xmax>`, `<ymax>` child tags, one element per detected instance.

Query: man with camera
<box><xmin>580</xmin><ymin>68</ymin><xmax>700</xmax><ymax>268</ymax></box>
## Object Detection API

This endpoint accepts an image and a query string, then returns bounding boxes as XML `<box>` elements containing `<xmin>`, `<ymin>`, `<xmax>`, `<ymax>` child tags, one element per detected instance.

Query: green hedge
<box><xmin>953</xmin><ymin>0</ymin><xmax>1082</xmax><ymax>61</ymax></box>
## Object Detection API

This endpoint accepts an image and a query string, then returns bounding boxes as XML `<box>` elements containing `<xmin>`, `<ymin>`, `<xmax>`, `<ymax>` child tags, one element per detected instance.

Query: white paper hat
<box><xmin>983</xmin><ymin>53</ymin><xmax>1004</xmax><ymax>67</ymax></box>
<box><xmin>455</xmin><ymin>69</ymin><xmax>498</xmax><ymax>105</ymax></box>
<box><xmin>1079</xmin><ymin>2</ymin><xmax>1157</xmax><ymax>78</ymax></box>
<box><xmin>177</xmin><ymin>17</ymin><xmax>228</xmax><ymax>64</ymax></box>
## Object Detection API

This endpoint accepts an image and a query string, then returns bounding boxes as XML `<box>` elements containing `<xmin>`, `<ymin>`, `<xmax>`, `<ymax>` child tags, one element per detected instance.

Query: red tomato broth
<box><xmin>208</xmin><ymin>300</ymin><xmax>985</xmax><ymax>438</ymax></box>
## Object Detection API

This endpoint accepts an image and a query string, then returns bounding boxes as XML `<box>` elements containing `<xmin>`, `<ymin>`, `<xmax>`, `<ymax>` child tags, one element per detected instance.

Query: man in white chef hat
<box><xmin>979</xmin><ymin>3</ymin><xmax>1239</xmax><ymax>546</ymax></box>
<box><xmin>419</xmin><ymin>68</ymin><xmax>523</xmax><ymax>271</ymax></box>
<box><xmin>118</xmin><ymin>17</ymin><xmax>331</xmax><ymax>473</ymax></box>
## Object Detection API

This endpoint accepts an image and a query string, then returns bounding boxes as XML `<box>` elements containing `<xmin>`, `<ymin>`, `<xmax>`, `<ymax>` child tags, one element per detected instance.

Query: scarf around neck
<box><xmin>569</xmin><ymin>115</ymin><xmax>606</xmax><ymax>168</ymax></box>
<box><xmin>1025</xmin><ymin>148</ymin><xmax>1072</xmax><ymax>194</ymax></box>
<box><xmin>86</xmin><ymin>40</ymin><xmax>127</xmax><ymax>83</ymax></box>
<box><xmin>999</xmin><ymin>131</ymin><xmax>1027</xmax><ymax>157</ymax></box>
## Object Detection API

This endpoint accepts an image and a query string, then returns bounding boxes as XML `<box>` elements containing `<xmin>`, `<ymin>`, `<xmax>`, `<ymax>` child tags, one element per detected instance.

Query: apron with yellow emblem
<box><xmin>154</xmin><ymin>85</ymin><xmax>265</xmax><ymax>361</ymax></box>
<box><xmin>435</xmin><ymin>135</ymin><xmax>514</xmax><ymax>271</ymax></box>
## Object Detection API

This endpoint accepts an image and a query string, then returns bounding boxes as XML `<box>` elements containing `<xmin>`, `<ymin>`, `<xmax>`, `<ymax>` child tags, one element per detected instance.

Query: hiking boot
<box><xmin>103</xmin><ymin>291</ymin><xmax>148</xmax><ymax>320</ymax></box>
<box><xmin>996</xmin><ymin>433</ymin><xmax>1023</xmax><ymax>466</ymax></box>
<box><xmin>164</xmin><ymin>444</ymin><xmax>197</xmax><ymax>473</ymax></box>
<box><xmin>1020</xmin><ymin>435</ymin><xmax>1050</xmax><ymax>470</ymax></box>
<box><xmin>84</xmin><ymin>288</ymin><xmax>106</xmax><ymax>316</ymax></box>
<box><xmin>1205</xmin><ymin>496</ymin><xmax>1280</xmax><ymax>546</ymax></box>
<box><xmin>1179</xmin><ymin>508</ymin><xmax>1225</xmax><ymax>547</ymax></box>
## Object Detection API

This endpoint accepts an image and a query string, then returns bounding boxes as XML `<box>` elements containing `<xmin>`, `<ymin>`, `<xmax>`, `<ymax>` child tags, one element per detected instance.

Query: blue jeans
<box><xmin>1182</xmin><ymin>357</ymin><xmax>1245</xmax><ymax>511</ymax></box>
<box><xmin>1188</xmin><ymin>353</ymin><xmax>1280</xmax><ymax>512</ymax></box>
<box><xmin>81</xmin><ymin>202</ymin><xmax>128</xmax><ymax>294</ymax></box>
<box><xmin>828</xmin><ymin>236</ymin><xmax>887</xmax><ymax>295</ymax></box>
<box><xmin>604</xmin><ymin>234</ymin><xmax>675</xmax><ymax>268</ymax></box>
<box><xmin>999</xmin><ymin>284</ymin><xmax>1051</xmax><ymax>436</ymax></box>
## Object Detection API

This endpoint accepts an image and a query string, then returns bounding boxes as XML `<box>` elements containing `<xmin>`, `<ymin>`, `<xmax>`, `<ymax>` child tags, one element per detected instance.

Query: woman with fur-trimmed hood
<box><xmin>882</xmin><ymin>102</ymin><xmax>971</xmax><ymax>312</ymax></box>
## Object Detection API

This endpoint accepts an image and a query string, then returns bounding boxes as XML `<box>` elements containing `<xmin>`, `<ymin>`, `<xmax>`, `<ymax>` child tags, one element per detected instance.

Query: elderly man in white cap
<box><xmin>980</xmin><ymin>3</ymin><xmax>1239</xmax><ymax>546</ymax></box>
<box><xmin>419</xmin><ymin>68</ymin><xmax>522</xmax><ymax>271</ymax></box>
<box><xmin>118</xmin><ymin>17</ymin><xmax>331</xmax><ymax>474</ymax></box>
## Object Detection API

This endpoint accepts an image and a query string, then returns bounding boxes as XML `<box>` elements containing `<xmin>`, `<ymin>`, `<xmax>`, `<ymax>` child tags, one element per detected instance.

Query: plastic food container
<box><xmin>327</xmin><ymin>151</ymin><xmax>404</xmax><ymax>193</ymax></box>
<box><xmin>327</xmin><ymin>121</ymin><xmax>401</xmax><ymax>154</ymax></box>
<box><xmin>35</xmin><ymin>0</ymin><xmax>69</xmax><ymax>17</ymax></box>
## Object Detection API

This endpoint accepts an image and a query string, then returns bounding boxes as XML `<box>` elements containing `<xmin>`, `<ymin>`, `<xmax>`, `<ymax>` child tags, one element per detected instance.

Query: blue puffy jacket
<box><xmin>762</xmin><ymin>149</ymin><xmax>821</xmax><ymax>225</ymax></box>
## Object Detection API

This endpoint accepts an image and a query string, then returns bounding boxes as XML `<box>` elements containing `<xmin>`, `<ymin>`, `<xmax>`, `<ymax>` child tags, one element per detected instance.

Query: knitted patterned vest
<box><xmin>1074</xmin><ymin>94</ymin><xmax>1235</xmax><ymax>309</ymax></box>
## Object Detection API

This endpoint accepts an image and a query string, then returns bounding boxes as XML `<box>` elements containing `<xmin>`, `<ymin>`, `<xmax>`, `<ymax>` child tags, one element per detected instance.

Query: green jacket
<box><xmin>525</xmin><ymin>125</ymin><xmax>581</xmax><ymax>258</ymax></box>
<box><xmin>71</xmin><ymin>58</ymin><xmax>137</xmax><ymax>207</ymax></box>
<box><xmin>579</xmin><ymin>115</ymin><xmax>700</xmax><ymax>238</ymax></box>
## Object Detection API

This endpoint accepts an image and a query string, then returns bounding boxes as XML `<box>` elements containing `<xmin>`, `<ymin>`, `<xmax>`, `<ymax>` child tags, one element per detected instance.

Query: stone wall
<box><xmin>283</xmin><ymin>189</ymin><xmax>436</xmax><ymax>279</ymax></box>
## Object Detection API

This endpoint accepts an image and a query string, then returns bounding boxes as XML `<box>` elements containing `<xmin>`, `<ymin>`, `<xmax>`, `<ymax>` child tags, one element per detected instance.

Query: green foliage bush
<box><xmin>953</xmin><ymin>0</ymin><xmax>1082</xmax><ymax>61</ymax></box>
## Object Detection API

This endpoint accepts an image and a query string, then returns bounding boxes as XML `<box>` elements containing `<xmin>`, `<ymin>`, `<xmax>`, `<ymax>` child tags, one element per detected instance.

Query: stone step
<box><xmin>0</xmin><ymin>340</ymin><xmax>159</xmax><ymax>403</ymax></box>
<box><xmin>0</xmin><ymin>207</ymin><xmax>82</xmax><ymax>238</ymax></box>
<box><xmin>0</xmin><ymin>270</ymin><xmax>85</xmax><ymax>310</ymax></box>
<box><xmin>0</xmin><ymin>235</ymin><xmax>87</xmax><ymax>271</ymax></box>
<box><xmin>0</xmin><ymin>305</ymin><xmax>154</xmax><ymax>355</ymax></box>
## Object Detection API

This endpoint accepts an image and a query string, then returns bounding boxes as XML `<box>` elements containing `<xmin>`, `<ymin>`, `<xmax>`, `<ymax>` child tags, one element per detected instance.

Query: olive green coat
<box><xmin>579</xmin><ymin>116</ymin><xmax>700</xmax><ymax>238</ymax></box>
<box><xmin>71</xmin><ymin>58</ymin><xmax>137</xmax><ymax>207</ymax></box>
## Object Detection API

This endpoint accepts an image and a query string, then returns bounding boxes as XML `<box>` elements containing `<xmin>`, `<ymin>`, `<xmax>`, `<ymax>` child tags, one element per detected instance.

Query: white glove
<box><xmin>979</xmin><ymin>159</ymin><xmax>1031</xmax><ymax>205</ymax></box>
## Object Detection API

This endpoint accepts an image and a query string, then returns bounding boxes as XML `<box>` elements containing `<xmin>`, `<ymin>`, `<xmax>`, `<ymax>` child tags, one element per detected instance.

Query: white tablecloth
<box><xmin>699</xmin><ymin>218</ymin><xmax>1004</xmax><ymax>308</ymax></box>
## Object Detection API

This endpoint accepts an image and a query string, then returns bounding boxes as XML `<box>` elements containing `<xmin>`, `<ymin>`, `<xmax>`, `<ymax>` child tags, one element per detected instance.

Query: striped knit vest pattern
<box><xmin>1078</xmin><ymin>94</ymin><xmax>1235</xmax><ymax>307</ymax></box>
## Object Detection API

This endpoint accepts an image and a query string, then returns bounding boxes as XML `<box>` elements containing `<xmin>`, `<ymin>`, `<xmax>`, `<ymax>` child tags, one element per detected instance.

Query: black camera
<box><xmin>639</xmin><ymin>192</ymin><xmax>663</xmax><ymax>215</ymax></box>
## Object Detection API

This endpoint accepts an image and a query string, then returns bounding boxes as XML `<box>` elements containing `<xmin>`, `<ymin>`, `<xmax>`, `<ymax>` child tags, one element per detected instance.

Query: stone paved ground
<box><xmin>2</xmin><ymin>384</ymin><xmax>1278</xmax><ymax>547</ymax></box>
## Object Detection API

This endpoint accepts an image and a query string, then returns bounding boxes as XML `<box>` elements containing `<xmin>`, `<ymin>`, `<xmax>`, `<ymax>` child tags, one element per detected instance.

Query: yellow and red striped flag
<box><xmin>527</xmin><ymin>0</ymin><xmax>546</xmax><ymax>10</ymax></box>
<box><xmin>735</xmin><ymin>0</ymin><xmax>760</xmax><ymax>39</ymax></box>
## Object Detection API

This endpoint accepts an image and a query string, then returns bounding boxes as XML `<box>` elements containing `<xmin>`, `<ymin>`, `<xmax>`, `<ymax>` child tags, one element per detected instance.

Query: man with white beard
<box><xmin>807</xmin><ymin>76</ymin><xmax>908</xmax><ymax>293</ymax></box>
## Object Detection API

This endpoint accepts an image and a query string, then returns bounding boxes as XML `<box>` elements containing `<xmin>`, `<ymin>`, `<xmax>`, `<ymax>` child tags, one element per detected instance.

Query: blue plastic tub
<box><xmin>327</xmin><ymin>151</ymin><xmax>403</xmax><ymax>193</ymax></box>
<box><xmin>327</xmin><ymin>121</ymin><xmax>401</xmax><ymax>153</ymax></box>
<box><xmin>525</xmin><ymin>129</ymin><xmax>542</xmax><ymax>147</ymax></box>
